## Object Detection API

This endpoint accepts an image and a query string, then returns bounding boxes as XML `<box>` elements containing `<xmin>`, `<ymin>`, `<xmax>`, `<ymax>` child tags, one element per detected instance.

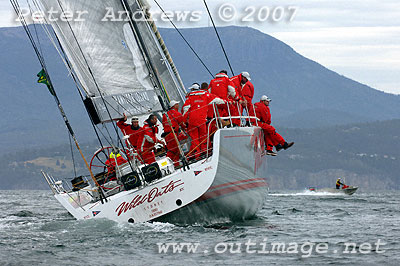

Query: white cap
<box><xmin>169</xmin><ymin>100</ymin><xmax>180</xmax><ymax>108</ymax></box>
<box><xmin>131</xmin><ymin>117</ymin><xmax>139</xmax><ymax>122</ymax></box>
<box><xmin>189</xmin><ymin>83</ymin><xmax>200</xmax><ymax>90</ymax></box>
<box><xmin>241</xmin><ymin>72</ymin><xmax>251</xmax><ymax>81</ymax></box>
<box><xmin>261</xmin><ymin>95</ymin><xmax>271</xmax><ymax>102</ymax></box>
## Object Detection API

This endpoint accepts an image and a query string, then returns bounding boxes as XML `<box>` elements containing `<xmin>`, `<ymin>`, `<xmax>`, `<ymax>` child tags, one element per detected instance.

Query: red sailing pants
<box><xmin>165</xmin><ymin>131</ymin><xmax>187</xmax><ymax>167</ymax></box>
<box><xmin>260</xmin><ymin>123</ymin><xmax>285</xmax><ymax>151</ymax></box>
<box><xmin>138</xmin><ymin>149</ymin><xmax>156</xmax><ymax>165</ymax></box>
<box><xmin>187</xmin><ymin>123</ymin><xmax>207</xmax><ymax>158</ymax></box>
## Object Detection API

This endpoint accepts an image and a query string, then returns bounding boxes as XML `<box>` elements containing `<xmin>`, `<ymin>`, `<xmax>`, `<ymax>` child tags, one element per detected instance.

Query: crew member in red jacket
<box><xmin>162</xmin><ymin>100</ymin><xmax>188</xmax><ymax>167</ymax></box>
<box><xmin>183</xmin><ymin>83</ymin><xmax>225</xmax><ymax>159</ymax></box>
<box><xmin>136</xmin><ymin>114</ymin><xmax>161</xmax><ymax>164</ymax></box>
<box><xmin>230</xmin><ymin>72</ymin><xmax>245</xmax><ymax>100</ymax></box>
<box><xmin>208</xmin><ymin>70</ymin><xmax>236</xmax><ymax>118</ymax></box>
<box><xmin>105</xmin><ymin>151</ymin><xmax>128</xmax><ymax>179</ymax></box>
<box><xmin>223</xmin><ymin>74</ymin><xmax>242</xmax><ymax>127</ymax></box>
<box><xmin>254</xmin><ymin>95</ymin><xmax>294</xmax><ymax>156</ymax></box>
<box><xmin>231</xmin><ymin>72</ymin><xmax>256</xmax><ymax>124</ymax></box>
<box><xmin>117</xmin><ymin>114</ymin><xmax>142</xmax><ymax>150</ymax></box>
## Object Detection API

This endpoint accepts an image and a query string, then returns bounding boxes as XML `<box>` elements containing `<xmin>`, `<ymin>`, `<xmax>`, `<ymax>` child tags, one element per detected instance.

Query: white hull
<box><xmin>157</xmin><ymin>127</ymin><xmax>268</xmax><ymax>224</ymax></box>
<box><xmin>48</xmin><ymin>127</ymin><xmax>268</xmax><ymax>223</ymax></box>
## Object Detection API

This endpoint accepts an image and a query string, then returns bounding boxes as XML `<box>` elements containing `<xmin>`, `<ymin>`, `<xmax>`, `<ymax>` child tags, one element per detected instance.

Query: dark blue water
<box><xmin>0</xmin><ymin>190</ymin><xmax>399</xmax><ymax>265</ymax></box>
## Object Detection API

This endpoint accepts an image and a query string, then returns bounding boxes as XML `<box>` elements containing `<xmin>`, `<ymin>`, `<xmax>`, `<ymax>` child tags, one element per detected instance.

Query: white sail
<box><xmin>126</xmin><ymin>0</ymin><xmax>186</xmax><ymax>104</ymax></box>
<box><xmin>37</xmin><ymin>0</ymin><xmax>185</xmax><ymax>123</ymax></box>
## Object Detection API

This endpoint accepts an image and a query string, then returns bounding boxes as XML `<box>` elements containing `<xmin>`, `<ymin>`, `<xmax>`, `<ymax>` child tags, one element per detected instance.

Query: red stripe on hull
<box><xmin>208</xmin><ymin>178</ymin><xmax>265</xmax><ymax>191</ymax></box>
<box><xmin>197</xmin><ymin>181</ymin><xmax>267</xmax><ymax>203</ymax></box>
<box><xmin>223</xmin><ymin>135</ymin><xmax>253</xmax><ymax>139</ymax></box>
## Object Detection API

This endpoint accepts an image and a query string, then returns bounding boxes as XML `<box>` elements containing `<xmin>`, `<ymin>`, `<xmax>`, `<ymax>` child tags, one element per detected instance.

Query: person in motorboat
<box><xmin>254</xmin><ymin>95</ymin><xmax>294</xmax><ymax>156</ymax></box>
<box><xmin>162</xmin><ymin>100</ymin><xmax>188</xmax><ymax>167</ymax></box>
<box><xmin>336</xmin><ymin>178</ymin><xmax>344</xmax><ymax>189</ymax></box>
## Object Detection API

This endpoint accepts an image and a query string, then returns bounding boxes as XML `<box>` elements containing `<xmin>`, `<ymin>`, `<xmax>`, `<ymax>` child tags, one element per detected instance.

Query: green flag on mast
<box><xmin>37</xmin><ymin>69</ymin><xmax>55</xmax><ymax>96</ymax></box>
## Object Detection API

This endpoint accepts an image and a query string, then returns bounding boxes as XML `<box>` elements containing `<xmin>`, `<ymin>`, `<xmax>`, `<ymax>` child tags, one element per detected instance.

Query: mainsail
<box><xmin>37</xmin><ymin>0</ymin><xmax>186</xmax><ymax>123</ymax></box>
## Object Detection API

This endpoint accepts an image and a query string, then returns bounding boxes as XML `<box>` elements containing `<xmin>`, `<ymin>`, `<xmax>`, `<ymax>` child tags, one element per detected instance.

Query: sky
<box><xmin>1</xmin><ymin>0</ymin><xmax>399</xmax><ymax>94</ymax></box>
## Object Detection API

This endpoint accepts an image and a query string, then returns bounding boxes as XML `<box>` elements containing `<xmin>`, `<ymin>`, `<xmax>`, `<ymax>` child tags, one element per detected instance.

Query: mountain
<box><xmin>161</xmin><ymin>26</ymin><xmax>400</xmax><ymax>120</ymax></box>
<box><xmin>1</xmin><ymin>119</ymin><xmax>399</xmax><ymax>190</ymax></box>
<box><xmin>273</xmin><ymin>108</ymin><xmax>372</xmax><ymax>129</ymax></box>
<box><xmin>0</xmin><ymin>25</ymin><xmax>399</xmax><ymax>151</ymax></box>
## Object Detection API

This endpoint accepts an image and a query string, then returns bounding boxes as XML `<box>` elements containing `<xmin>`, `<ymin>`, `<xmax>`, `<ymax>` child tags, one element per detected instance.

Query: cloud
<box><xmin>0</xmin><ymin>1</ymin><xmax>15</xmax><ymax>27</ymax></box>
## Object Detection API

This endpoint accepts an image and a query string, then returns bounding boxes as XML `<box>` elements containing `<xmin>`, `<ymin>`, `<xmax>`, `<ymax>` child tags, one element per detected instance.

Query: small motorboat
<box><xmin>308</xmin><ymin>186</ymin><xmax>358</xmax><ymax>195</ymax></box>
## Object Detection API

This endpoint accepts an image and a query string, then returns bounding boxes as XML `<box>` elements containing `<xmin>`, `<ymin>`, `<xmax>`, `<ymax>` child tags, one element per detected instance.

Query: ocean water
<box><xmin>0</xmin><ymin>190</ymin><xmax>399</xmax><ymax>265</ymax></box>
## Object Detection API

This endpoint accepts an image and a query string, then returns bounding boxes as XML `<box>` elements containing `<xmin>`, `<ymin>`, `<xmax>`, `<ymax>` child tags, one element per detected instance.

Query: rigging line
<box><xmin>35</xmin><ymin>0</ymin><xmax>97</xmax><ymax>86</ymax></box>
<box><xmin>12</xmin><ymin>0</ymin><xmax>107</xmax><ymax>201</ymax></box>
<box><xmin>100</xmin><ymin>97</ymin><xmax>125</xmax><ymax>118</ymax></box>
<box><xmin>10</xmin><ymin>0</ymin><xmax>46</xmax><ymax>69</ymax></box>
<box><xmin>52</xmin><ymin>33</ymin><xmax>110</xmax><ymax>152</ymax></box>
<box><xmin>31</xmin><ymin>2</ymin><xmax>110</xmax><ymax>152</ymax></box>
<box><xmin>55</xmin><ymin>0</ymin><xmax>126</xmax><ymax>152</ymax></box>
<box><xmin>202</xmin><ymin>0</ymin><xmax>235</xmax><ymax>76</ymax></box>
<box><xmin>26</xmin><ymin>0</ymin><xmax>45</xmax><ymax>69</ymax></box>
<box><xmin>94</xmin><ymin>124</ymin><xmax>114</xmax><ymax>147</ymax></box>
<box><xmin>102</xmin><ymin>124</ymin><xmax>118</xmax><ymax>148</ymax></box>
<box><xmin>68</xmin><ymin>133</ymin><xmax>77</xmax><ymax>177</ymax></box>
<box><xmin>12</xmin><ymin>2</ymin><xmax>58</xmax><ymax>99</ymax></box>
<box><xmin>34</xmin><ymin>10</ymin><xmax>85</xmax><ymax>97</ymax></box>
<box><xmin>32</xmin><ymin>9</ymin><xmax>76</xmax><ymax>80</ymax></box>
<box><xmin>51</xmin><ymin>31</ymin><xmax>105</xmax><ymax>140</ymax></box>
<box><xmin>10</xmin><ymin>1</ymin><xmax>73</xmax><ymax>141</ymax></box>
<box><xmin>152</xmin><ymin>0</ymin><xmax>214</xmax><ymax>78</ymax></box>
<box><xmin>16</xmin><ymin>3</ymin><xmax>45</xmax><ymax>69</ymax></box>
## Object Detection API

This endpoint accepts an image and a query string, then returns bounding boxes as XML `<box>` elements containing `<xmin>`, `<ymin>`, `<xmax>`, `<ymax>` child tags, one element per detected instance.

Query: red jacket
<box><xmin>254</xmin><ymin>101</ymin><xmax>271</xmax><ymax>125</ymax></box>
<box><xmin>116</xmin><ymin>120</ymin><xmax>143</xmax><ymax>148</ymax></box>
<box><xmin>105</xmin><ymin>155</ymin><xmax>127</xmax><ymax>173</ymax></box>
<box><xmin>229</xmin><ymin>74</ymin><xmax>244</xmax><ymax>101</ymax></box>
<box><xmin>117</xmin><ymin>120</ymin><xmax>134</xmax><ymax>137</ymax></box>
<box><xmin>183</xmin><ymin>90</ymin><xmax>222</xmax><ymax>126</ymax></box>
<box><xmin>241</xmin><ymin>81</ymin><xmax>254</xmax><ymax>103</ymax></box>
<box><xmin>162</xmin><ymin>109</ymin><xmax>186</xmax><ymax>133</ymax></box>
<box><xmin>136</xmin><ymin>121</ymin><xmax>158</xmax><ymax>152</ymax></box>
<box><xmin>208</xmin><ymin>73</ymin><xmax>236</xmax><ymax>100</ymax></box>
